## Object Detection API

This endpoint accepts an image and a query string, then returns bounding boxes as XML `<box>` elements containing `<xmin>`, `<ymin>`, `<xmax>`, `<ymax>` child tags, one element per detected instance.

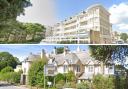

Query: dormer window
<box><xmin>64</xmin><ymin>65</ymin><xmax>68</xmax><ymax>72</ymax></box>
<box><xmin>70</xmin><ymin>17</ymin><xmax>72</xmax><ymax>19</ymax></box>
<box><xmin>83</xmin><ymin>11</ymin><xmax>86</xmax><ymax>14</ymax></box>
<box><xmin>88</xmin><ymin>66</ymin><xmax>94</xmax><ymax>72</ymax></box>
<box><xmin>76</xmin><ymin>65</ymin><xmax>80</xmax><ymax>72</ymax></box>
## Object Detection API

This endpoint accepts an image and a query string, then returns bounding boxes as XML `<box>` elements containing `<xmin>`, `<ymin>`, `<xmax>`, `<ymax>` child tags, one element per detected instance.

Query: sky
<box><xmin>0</xmin><ymin>45</ymin><xmax>88</xmax><ymax>62</ymax></box>
<box><xmin>17</xmin><ymin>0</ymin><xmax>128</xmax><ymax>32</ymax></box>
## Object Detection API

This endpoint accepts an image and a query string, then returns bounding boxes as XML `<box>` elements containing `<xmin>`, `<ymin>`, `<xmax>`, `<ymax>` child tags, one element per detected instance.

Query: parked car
<box><xmin>116</xmin><ymin>40</ymin><xmax>124</xmax><ymax>44</ymax></box>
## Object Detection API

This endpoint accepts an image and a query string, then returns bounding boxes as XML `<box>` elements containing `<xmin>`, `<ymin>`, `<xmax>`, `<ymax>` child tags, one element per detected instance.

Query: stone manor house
<box><xmin>21</xmin><ymin>46</ymin><xmax>115</xmax><ymax>84</ymax></box>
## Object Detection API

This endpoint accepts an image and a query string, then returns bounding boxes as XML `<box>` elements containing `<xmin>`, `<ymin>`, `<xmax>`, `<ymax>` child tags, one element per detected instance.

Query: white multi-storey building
<box><xmin>43</xmin><ymin>4</ymin><xmax>112</xmax><ymax>44</ymax></box>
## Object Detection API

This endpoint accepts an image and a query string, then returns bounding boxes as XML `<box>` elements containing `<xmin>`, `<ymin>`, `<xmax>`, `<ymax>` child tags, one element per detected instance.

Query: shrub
<box><xmin>92</xmin><ymin>74</ymin><xmax>115</xmax><ymax>89</ymax></box>
<box><xmin>64</xmin><ymin>82</ymin><xmax>76</xmax><ymax>88</ymax></box>
<box><xmin>55</xmin><ymin>80</ymin><xmax>65</xmax><ymax>89</ymax></box>
<box><xmin>66</xmin><ymin>71</ymin><xmax>76</xmax><ymax>82</ymax></box>
<box><xmin>115</xmin><ymin>76</ymin><xmax>125</xmax><ymax>89</ymax></box>
<box><xmin>76</xmin><ymin>82</ymin><xmax>90</xmax><ymax>89</ymax></box>
<box><xmin>55</xmin><ymin>73</ymin><xmax>65</xmax><ymax>83</ymax></box>
<box><xmin>1</xmin><ymin>66</ymin><xmax>14</xmax><ymax>73</ymax></box>
<box><xmin>8</xmin><ymin>72</ymin><xmax>21</xmax><ymax>84</ymax></box>
<box><xmin>0</xmin><ymin>71</ymin><xmax>21</xmax><ymax>84</ymax></box>
<box><xmin>56</xmin><ymin>83</ymin><xmax>63</xmax><ymax>89</ymax></box>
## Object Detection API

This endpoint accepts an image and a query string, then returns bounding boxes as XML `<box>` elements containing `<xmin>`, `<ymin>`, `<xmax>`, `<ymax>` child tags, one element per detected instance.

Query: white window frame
<box><xmin>88</xmin><ymin>66</ymin><xmax>94</xmax><ymax>72</ymax></box>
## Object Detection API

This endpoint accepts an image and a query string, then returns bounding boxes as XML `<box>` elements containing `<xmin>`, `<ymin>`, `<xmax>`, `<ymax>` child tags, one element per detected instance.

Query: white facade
<box><xmin>22</xmin><ymin>61</ymin><xmax>31</xmax><ymax>75</ymax></box>
<box><xmin>47</xmin><ymin>47</ymin><xmax>115</xmax><ymax>83</ymax></box>
<box><xmin>43</xmin><ymin>4</ymin><xmax>112</xmax><ymax>44</ymax></box>
<box><xmin>14</xmin><ymin>65</ymin><xmax>22</xmax><ymax>72</ymax></box>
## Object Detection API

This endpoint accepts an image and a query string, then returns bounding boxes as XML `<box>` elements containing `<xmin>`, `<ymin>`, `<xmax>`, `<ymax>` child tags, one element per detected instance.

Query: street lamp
<box><xmin>44</xmin><ymin>65</ymin><xmax>46</xmax><ymax>89</ymax></box>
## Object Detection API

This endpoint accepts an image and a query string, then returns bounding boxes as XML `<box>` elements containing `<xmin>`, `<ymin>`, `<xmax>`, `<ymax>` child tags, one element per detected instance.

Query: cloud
<box><xmin>17</xmin><ymin>0</ymin><xmax>57</xmax><ymax>26</ymax></box>
<box><xmin>117</xmin><ymin>23</ymin><xmax>128</xmax><ymax>30</ymax></box>
<box><xmin>109</xmin><ymin>2</ymin><xmax>128</xmax><ymax>31</ymax></box>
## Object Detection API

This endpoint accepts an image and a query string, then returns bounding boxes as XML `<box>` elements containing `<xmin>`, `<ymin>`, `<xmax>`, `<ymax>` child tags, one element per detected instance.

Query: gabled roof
<box><xmin>76</xmin><ymin>51</ymin><xmax>92</xmax><ymax>64</ymax></box>
<box><xmin>53</xmin><ymin>54</ymin><xmax>65</xmax><ymax>65</ymax></box>
<box><xmin>52</xmin><ymin>53</ymin><xmax>80</xmax><ymax>65</ymax></box>
<box><xmin>65</xmin><ymin>53</ymin><xmax>80</xmax><ymax>64</ymax></box>
<box><xmin>24</xmin><ymin>53</ymin><xmax>41</xmax><ymax>62</ymax></box>
<box><xmin>50</xmin><ymin>50</ymin><xmax>101</xmax><ymax>66</ymax></box>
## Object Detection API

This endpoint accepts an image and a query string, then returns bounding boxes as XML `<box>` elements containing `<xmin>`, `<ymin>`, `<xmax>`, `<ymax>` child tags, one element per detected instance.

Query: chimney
<box><xmin>64</xmin><ymin>46</ymin><xmax>69</xmax><ymax>56</ymax></box>
<box><xmin>53</xmin><ymin>47</ymin><xmax>57</xmax><ymax>55</ymax></box>
<box><xmin>41</xmin><ymin>49</ymin><xmax>45</xmax><ymax>59</ymax></box>
<box><xmin>76</xmin><ymin>46</ymin><xmax>81</xmax><ymax>52</ymax></box>
<box><xmin>30</xmin><ymin>52</ymin><xmax>33</xmax><ymax>55</ymax></box>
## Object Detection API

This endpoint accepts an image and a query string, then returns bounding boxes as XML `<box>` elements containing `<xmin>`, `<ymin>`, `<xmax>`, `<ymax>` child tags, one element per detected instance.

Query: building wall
<box><xmin>104</xmin><ymin>65</ymin><xmax>115</xmax><ymax>75</ymax></box>
<box><xmin>84</xmin><ymin>64</ymin><xmax>115</xmax><ymax>75</ymax></box>
<box><xmin>57</xmin><ymin>66</ymin><xmax>65</xmax><ymax>74</ymax></box>
<box><xmin>22</xmin><ymin>61</ymin><xmax>31</xmax><ymax>75</ymax></box>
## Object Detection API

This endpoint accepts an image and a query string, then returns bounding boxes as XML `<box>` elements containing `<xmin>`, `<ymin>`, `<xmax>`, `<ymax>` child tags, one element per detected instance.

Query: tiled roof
<box><xmin>24</xmin><ymin>53</ymin><xmax>41</xmax><ymax>62</ymax></box>
<box><xmin>52</xmin><ymin>53</ymin><xmax>80</xmax><ymax>65</ymax></box>
<box><xmin>51</xmin><ymin>51</ymin><xmax>101</xmax><ymax>66</ymax></box>
<box><xmin>53</xmin><ymin>54</ymin><xmax>65</xmax><ymax>65</ymax></box>
<box><xmin>75</xmin><ymin>51</ymin><xmax>92</xmax><ymax>64</ymax></box>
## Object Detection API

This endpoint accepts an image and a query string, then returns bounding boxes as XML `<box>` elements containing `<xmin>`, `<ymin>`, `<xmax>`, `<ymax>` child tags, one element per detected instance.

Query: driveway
<box><xmin>0</xmin><ymin>84</ymin><xmax>28</xmax><ymax>89</ymax></box>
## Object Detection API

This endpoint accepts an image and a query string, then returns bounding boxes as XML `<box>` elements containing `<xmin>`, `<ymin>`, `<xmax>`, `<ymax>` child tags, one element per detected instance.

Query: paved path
<box><xmin>0</xmin><ymin>84</ymin><xmax>28</xmax><ymax>89</ymax></box>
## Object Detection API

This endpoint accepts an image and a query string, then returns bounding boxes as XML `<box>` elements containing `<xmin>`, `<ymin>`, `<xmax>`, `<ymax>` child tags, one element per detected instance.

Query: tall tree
<box><xmin>89</xmin><ymin>45</ymin><xmax>128</xmax><ymax>89</ymax></box>
<box><xmin>0</xmin><ymin>22</ymin><xmax>46</xmax><ymax>43</ymax></box>
<box><xmin>0</xmin><ymin>0</ymin><xmax>32</xmax><ymax>43</ymax></box>
<box><xmin>89</xmin><ymin>45</ymin><xmax>116</xmax><ymax>74</ymax></box>
<box><xmin>120</xmin><ymin>33</ymin><xmax>128</xmax><ymax>42</ymax></box>
<box><xmin>23</xmin><ymin>23</ymin><xmax>46</xmax><ymax>41</ymax></box>
<box><xmin>28</xmin><ymin>59</ymin><xmax>47</xmax><ymax>87</ymax></box>
<box><xmin>0</xmin><ymin>0</ymin><xmax>31</xmax><ymax>22</ymax></box>
<box><xmin>0</xmin><ymin>52</ymin><xmax>20</xmax><ymax>71</ymax></box>
<box><xmin>56</xmin><ymin>47</ymin><xmax>64</xmax><ymax>54</ymax></box>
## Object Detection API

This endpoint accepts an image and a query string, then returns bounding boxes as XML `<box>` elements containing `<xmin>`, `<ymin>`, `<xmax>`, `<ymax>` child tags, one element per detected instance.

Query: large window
<box><xmin>109</xmin><ymin>65</ymin><xmax>114</xmax><ymax>73</ymax></box>
<box><xmin>76</xmin><ymin>65</ymin><xmax>80</xmax><ymax>72</ymax></box>
<box><xmin>88</xmin><ymin>66</ymin><xmax>94</xmax><ymax>72</ymax></box>
<box><xmin>64</xmin><ymin>65</ymin><xmax>68</xmax><ymax>72</ymax></box>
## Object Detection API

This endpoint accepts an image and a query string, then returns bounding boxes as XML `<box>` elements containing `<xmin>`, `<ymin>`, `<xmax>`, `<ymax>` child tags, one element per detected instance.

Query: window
<box><xmin>88</xmin><ymin>66</ymin><xmax>93</xmax><ymax>72</ymax></box>
<box><xmin>109</xmin><ymin>66</ymin><xmax>113</xmax><ymax>69</ymax></box>
<box><xmin>80</xmin><ymin>21</ymin><xmax>87</xmax><ymax>26</ymax></box>
<box><xmin>64</xmin><ymin>65</ymin><xmax>68</xmax><ymax>72</ymax></box>
<box><xmin>24</xmin><ymin>68</ymin><xmax>26</xmax><ymax>74</ymax></box>
<box><xmin>109</xmin><ymin>65</ymin><xmax>114</xmax><ymax>73</ymax></box>
<box><xmin>76</xmin><ymin>65</ymin><xmax>80</xmax><ymax>72</ymax></box>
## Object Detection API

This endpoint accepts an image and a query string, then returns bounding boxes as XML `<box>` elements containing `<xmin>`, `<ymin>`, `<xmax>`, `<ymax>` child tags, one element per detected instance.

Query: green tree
<box><xmin>23</xmin><ymin>23</ymin><xmax>46</xmax><ymax>41</ymax></box>
<box><xmin>120</xmin><ymin>33</ymin><xmax>128</xmax><ymax>42</ymax></box>
<box><xmin>1</xmin><ymin>66</ymin><xmax>14</xmax><ymax>73</ymax></box>
<box><xmin>89</xmin><ymin>45</ymin><xmax>115</xmax><ymax>74</ymax></box>
<box><xmin>0</xmin><ymin>22</ymin><xmax>46</xmax><ymax>43</ymax></box>
<box><xmin>55</xmin><ymin>73</ymin><xmax>65</xmax><ymax>83</ymax></box>
<box><xmin>0</xmin><ymin>0</ymin><xmax>31</xmax><ymax>22</ymax></box>
<box><xmin>56</xmin><ymin>47</ymin><xmax>64</xmax><ymax>54</ymax></box>
<box><xmin>89</xmin><ymin>45</ymin><xmax>128</xmax><ymax>89</ymax></box>
<box><xmin>0</xmin><ymin>52</ymin><xmax>19</xmax><ymax>71</ymax></box>
<box><xmin>66</xmin><ymin>71</ymin><xmax>76</xmax><ymax>82</ymax></box>
<box><xmin>28</xmin><ymin>59</ymin><xmax>47</xmax><ymax>87</ymax></box>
